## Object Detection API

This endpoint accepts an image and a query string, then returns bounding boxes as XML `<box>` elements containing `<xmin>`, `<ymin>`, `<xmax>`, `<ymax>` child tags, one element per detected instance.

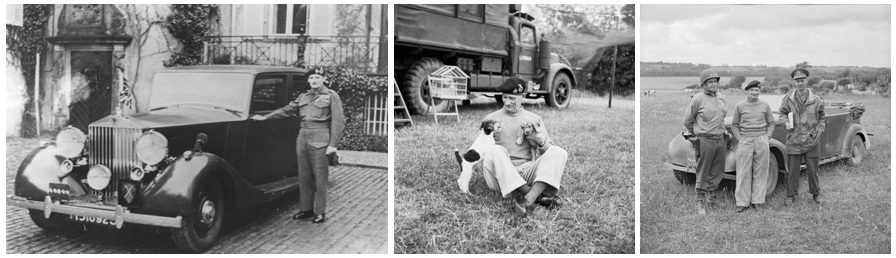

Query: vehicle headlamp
<box><xmin>55</xmin><ymin>127</ymin><xmax>86</xmax><ymax>158</ymax></box>
<box><xmin>59</xmin><ymin>159</ymin><xmax>74</xmax><ymax>177</ymax></box>
<box><xmin>130</xmin><ymin>167</ymin><xmax>145</xmax><ymax>181</ymax></box>
<box><xmin>135</xmin><ymin>131</ymin><xmax>168</xmax><ymax>165</ymax></box>
<box><xmin>87</xmin><ymin>165</ymin><xmax>111</xmax><ymax>190</ymax></box>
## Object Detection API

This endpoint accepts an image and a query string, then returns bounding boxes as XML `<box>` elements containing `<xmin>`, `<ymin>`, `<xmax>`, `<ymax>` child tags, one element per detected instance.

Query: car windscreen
<box><xmin>149</xmin><ymin>72</ymin><xmax>252</xmax><ymax>115</ymax></box>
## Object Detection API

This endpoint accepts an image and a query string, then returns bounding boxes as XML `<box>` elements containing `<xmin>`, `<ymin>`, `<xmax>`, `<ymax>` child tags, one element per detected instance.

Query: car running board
<box><xmin>256</xmin><ymin>177</ymin><xmax>300</xmax><ymax>195</ymax></box>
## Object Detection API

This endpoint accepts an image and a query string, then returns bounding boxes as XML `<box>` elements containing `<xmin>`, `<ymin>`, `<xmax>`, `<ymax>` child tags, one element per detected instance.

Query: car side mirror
<box><xmin>193</xmin><ymin>133</ymin><xmax>208</xmax><ymax>153</ymax></box>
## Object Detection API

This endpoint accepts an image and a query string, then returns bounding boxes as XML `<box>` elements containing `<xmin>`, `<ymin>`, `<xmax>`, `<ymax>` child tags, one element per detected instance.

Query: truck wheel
<box><xmin>402</xmin><ymin>58</ymin><xmax>447</xmax><ymax>115</ymax></box>
<box><xmin>171</xmin><ymin>179</ymin><xmax>224</xmax><ymax>253</ymax></box>
<box><xmin>673</xmin><ymin>170</ymin><xmax>695</xmax><ymax>185</ymax></box>
<box><xmin>764</xmin><ymin>155</ymin><xmax>779</xmax><ymax>198</ymax></box>
<box><xmin>546</xmin><ymin>73</ymin><xmax>571</xmax><ymax>109</ymax></box>
<box><xmin>847</xmin><ymin>135</ymin><xmax>865</xmax><ymax>166</ymax></box>
<box><xmin>28</xmin><ymin>209</ymin><xmax>71</xmax><ymax>231</ymax></box>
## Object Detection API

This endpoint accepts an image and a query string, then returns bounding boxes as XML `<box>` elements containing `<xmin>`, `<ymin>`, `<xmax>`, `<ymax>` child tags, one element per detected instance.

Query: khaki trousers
<box><xmin>480</xmin><ymin>145</ymin><xmax>568</xmax><ymax>198</ymax></box>
<box><xmin>735</xmin><ymin>135</ymin><xmax>769</xmax><ymax>206</ymax></box>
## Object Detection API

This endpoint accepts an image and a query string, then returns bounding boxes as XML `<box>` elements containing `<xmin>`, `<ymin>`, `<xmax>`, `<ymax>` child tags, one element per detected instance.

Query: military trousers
<box><xmin>695</xmin><ymin>136</ymin><xmax>726</xmax><ymax>199</ymax></box>
<box><xmin>480</xmin><ymin>145</ymin><xmax>568</xmax><ymax>198</ymax></box>
<box><xmin>296</xmin><ymin>128</ymin><xmax>331</xmax><ymax>215</ymax></box>
<box><xmin>735</xmin><ymin>135</ymin><xmax>769</xmax><ymax>206</ymax></box>
<box><xmin>787</xmin><ymin>144</ymin><xmax>820</xmax><ymax>197</ymax></box>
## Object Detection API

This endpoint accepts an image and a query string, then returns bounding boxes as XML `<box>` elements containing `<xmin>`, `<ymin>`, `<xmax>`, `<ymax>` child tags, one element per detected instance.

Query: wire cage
<box><xmin>428</xmin><ymin>66</ymin><xmax>469</xmax><ymax>100</ymax></box>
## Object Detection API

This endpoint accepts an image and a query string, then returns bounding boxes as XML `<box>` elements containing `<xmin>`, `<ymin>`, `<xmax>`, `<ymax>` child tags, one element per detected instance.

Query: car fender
<box><xmin>543</xmin><ymin>63</ymin><xmax>577</xmax><ymax>91</ymax></box>
<box><xmin>139</xmin><ymin>152</ymin><xmax>256</xmax><ymax>217</ymax></box>
<box><xmin>841</xmin><ymin>124</ymin><xmax>871</xmax><ymax>157</ymax></box>
<box><xmin>666</xmin><ymin>133</ymin><xmax>697</xmax><ymax>171</ymax></box>
<box><xmin>14</xmin><ymin>144</ymin><xmax>88</xmax><ymax>201</ymax></box>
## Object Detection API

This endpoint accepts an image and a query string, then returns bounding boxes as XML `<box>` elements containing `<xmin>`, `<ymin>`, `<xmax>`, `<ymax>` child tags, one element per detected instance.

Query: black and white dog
<box><xmin>454</xmin><ymin>119</ymin><xmax>501</xmax><ymax>194</ymax></box>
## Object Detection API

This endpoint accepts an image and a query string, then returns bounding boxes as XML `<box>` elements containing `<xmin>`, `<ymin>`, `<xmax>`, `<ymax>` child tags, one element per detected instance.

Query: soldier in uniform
<box><xmin>779</xmin><ymin>68</ymin><xmax>825</xmax><ymax>206</ymax></box>
<box><xmin>731</xmin><ymin>80</ymin><xmax>775</xmax><ymax>212</ymax></box>
<box><xmin>683</xmin><ymin>69</ymin><xmax>727</xmax><ymax>215</ymax></box>
<box><xmin>476</xmin><ymin>77</ymin><xmax>568</xmax><ymax>217</ymax></box>
<box><xmin>251</xmin><ymin>66</ymin><xmax>345</xmax><ymax>223</ymax></box>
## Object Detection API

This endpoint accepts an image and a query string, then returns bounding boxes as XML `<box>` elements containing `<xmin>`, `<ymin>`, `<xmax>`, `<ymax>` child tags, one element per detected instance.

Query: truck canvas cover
<box><xmin>396</xmin><ymin>4</ymin><xmax>508</xmax><ymax>57</ymax></box>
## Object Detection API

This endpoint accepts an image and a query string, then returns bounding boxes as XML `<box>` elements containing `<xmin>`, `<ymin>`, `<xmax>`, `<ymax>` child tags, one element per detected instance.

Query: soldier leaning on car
<box><xmin>683</xmin><ymin>68</ymin><xmax>727</xmax><ymax>215</ymax></box>
<box><xmin>251</xmin><ymin>66</ymin><xmax>345</xmax><ymax>223</ymax></box>
<box><xmin>779</xmin><ymin>68</ymin><xmax>825</xmax><ymax>206</ymax></box>
<box><xmin>731</xmin><ymin>80</ymin><xmax>775</xmax><ymax>213</ymax></box>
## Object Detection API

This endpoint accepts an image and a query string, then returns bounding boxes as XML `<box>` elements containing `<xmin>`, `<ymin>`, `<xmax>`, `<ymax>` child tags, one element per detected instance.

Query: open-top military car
<box><xmin>664</xmin><ymin>95</ymin><xmax>872</xmax><ymax>197</ymax></box>
<box><xmin>8</xmin><ymin>65</ymin><xmax>314</xmax><ymax>252</ymax></box>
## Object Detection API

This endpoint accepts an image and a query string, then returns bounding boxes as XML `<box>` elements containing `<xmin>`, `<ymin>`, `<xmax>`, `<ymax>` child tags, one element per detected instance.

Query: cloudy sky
<box><xmin>641</xmin><ymin>5</ymin><xmax>891</xmax><ymax>68</ymax></box>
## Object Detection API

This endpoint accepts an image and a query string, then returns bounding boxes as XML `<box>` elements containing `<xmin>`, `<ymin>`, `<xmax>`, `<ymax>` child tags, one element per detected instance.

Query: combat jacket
<box><xmin>684</xmin><ymin>91</ymin><xmax>728</xmax><ymax>137</ymax></box>
<box><xmin>268</xmin><ymin>86</ymin><xmax>346</xmax><ymax>148</ymax></box>
<box><xmin>778</xmin><ymin>89</ymin><xmax>825</xmax><ymax>155</ymax></box>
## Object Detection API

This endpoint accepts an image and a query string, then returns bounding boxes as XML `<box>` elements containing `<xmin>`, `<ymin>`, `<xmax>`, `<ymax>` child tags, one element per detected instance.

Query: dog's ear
<box><xmin>480</xmin><ymin>120</ymin><xmax>494</xmax><ymax>135</ymax></box>
<box><xmin>462</xmin><ymin>149</ymin><xmax>481</xmax><ymax>163</ymax></box>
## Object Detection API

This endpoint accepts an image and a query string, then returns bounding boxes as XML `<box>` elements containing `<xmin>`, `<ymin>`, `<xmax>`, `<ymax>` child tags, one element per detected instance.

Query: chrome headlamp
<box><xmin>55</xmin><ymin>127</ymin><xmax>86</xmax><ymax>158</ymax></box>
<box><xmin>87</xmin><ymin>165</ymin><xmax>112</xmax><ymax>190</ymax></box>
<box><xmin>135</xmin><ymin>130</ymin><xmax>168</xmax><ymax>165</ymax></box>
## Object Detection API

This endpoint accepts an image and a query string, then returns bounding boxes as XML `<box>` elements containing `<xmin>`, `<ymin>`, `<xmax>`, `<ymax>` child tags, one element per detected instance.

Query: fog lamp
<box><xmin>86</xmin><ymin>165</ymin><xmax>111</xmax><ymax>190</ymax></box>
<box><xmin>58</xmin><ymin>159</ymin><xmax>74</xmax><ymax>177</ymax></box>
<box><xmin>130</xmin><ymin>167</ymin><xmax>145</xmax><ymax>181</ymax></box>
<box><xmin>56</xmin><ymin>127</ymin><xmax>86</xmax><ymax>158</ymax></box>
<box><xmin>136</xmin><ymin>130</ymin><xmax>168</xmax><ymax>165</ymax></box>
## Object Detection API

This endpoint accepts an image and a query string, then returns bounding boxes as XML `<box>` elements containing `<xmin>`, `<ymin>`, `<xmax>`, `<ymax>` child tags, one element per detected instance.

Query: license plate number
<box><xmin>68</xmin><ymin>215</ymin><xmax>117</xmax><ymax>227</ymax></box>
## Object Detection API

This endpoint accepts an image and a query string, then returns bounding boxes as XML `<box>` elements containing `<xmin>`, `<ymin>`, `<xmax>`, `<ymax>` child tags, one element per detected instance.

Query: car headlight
<box><xmin>55</xmin><ymin>127</ymin><xmax>86</xmax><ymax>158</ymax></box>
<box><xmin>87</xmin><ymin>165</ymin><xmax>111</xmax><ymax>190</ymax></box>
<box><xmin>135</xmin><ymin>131</ymin><xmax>168</xmax><ymax>165</ymax></box>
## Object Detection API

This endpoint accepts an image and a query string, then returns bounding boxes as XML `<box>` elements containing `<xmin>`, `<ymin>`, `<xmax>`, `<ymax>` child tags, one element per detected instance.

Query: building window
<box><xmin>275</xmin><ymin>4</ymin><xmax>308</xmax><ymax>34</ymax></box>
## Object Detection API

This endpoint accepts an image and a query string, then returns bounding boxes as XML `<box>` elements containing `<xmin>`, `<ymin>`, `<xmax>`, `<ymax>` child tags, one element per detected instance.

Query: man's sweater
<box><xmin>731</xmin><ymin>98</ymin><xmax>775</xmax><ymax>138</ymax></box>
<box><xmin>484</xmin><ymin>108</ymin><xmax>547</xmax><ymax>166</ymax></box>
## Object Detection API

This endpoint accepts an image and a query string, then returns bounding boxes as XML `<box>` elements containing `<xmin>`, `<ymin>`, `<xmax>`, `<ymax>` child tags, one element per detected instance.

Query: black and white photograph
<box><xmin>639</xmin><ymin>4</ymin><xmax>890</xmax><ymax>253</ymax></box>
<box><xmin>5</xmin><ymin>4</ymin><xmax>387</xmax><ymax>253</ymax></box>
<box><xmin>393</xmin><ymin>4</ymin><xmax>636</xmax><ymax>253</ymax></box>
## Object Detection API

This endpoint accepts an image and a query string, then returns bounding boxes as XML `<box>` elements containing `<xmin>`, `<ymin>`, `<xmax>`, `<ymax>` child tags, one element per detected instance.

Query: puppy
<box><xmin>520</xmin><ymin>122</ymin><xmax>546</xmax><ymax>159</ymax></box>
<box><xmin>454</xmin><ymin>119</ymin><xmax>501</xmax><ymax>194</ymax></box>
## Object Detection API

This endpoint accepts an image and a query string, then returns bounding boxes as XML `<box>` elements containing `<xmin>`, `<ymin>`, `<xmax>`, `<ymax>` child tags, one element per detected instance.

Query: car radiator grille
<box><xmin>88</xmin><ymin>126</ymin><xmax>141</xmax><ymax>203</ymax></box>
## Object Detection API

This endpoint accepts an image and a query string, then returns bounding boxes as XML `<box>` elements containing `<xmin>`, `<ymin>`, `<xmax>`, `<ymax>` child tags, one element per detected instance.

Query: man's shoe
<box><xmin>312</xmin><ymin>214</ymin><xmax>326</xmax><ymax>223</ymax></box>
<box><xmin>697</xmin><ymin>201</ymin><xmax>707</xmax><ymax>215</ymax></box>
<box><xmin>751</xmin><ymin>204</ymin><xmax>760</xmax><ymax>210</ymax></box>
<box><xmin>512</xmin><ymin>196</ymin><xmax>530</xmax><ymax>218</ymax></box>
<box><xmin>293</xmin><ymin>210</ymin><xmax>314</xmax><ymax>220</ymax></box>
<box><xmin>812</xmin><ymin>194</ymin><xmax>821</xmax><ymax>204</ymax></box>
<box><xmin>535</xmin><ymin>195</ymin><xmax>562</xmax><ymax>209</ymax></box>
<box><xmin>784</xmin><ymin>196</ymin><xmax>795</xmax><ymax>206</ymax></box>
<box><xmin>705</xmin><ymin>194</ymin><xmax>717</xmax><ymax>206</ymax></box>
<box><xmin>735</xmin><ymin>206</ymin><xmax>749</xmax><ymax>213</ymax></box>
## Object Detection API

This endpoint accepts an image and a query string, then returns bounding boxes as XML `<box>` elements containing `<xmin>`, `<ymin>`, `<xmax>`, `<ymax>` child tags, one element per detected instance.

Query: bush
<box><xmin>319</xmin><ymin>67</ymin><xmax>387</xmax><ymax>152</ymax></box>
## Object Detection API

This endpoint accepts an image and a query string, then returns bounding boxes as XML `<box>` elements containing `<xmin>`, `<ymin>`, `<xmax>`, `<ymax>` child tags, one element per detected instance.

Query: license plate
<box><xmin>68</xmin><ymin>214</ymin><xmax>117</xmax><ymax>227</ymax></box>
<box><xmin>49</xmin><ymin>183</ymin><xmax>71</xmax><ymax>201</ymax></box>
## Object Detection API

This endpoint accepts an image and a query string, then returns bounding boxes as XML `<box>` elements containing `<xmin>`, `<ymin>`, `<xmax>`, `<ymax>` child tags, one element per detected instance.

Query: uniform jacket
<box><xmin>268</xmin><ymin>86</ymin><xmax>346</xmax><ymax>148</ymax></box>
<box><xmin>778</xmin><ymin>89</ymin><xmax>826</xmax><ymax>155</ymax></box>
<box><xmin>684</xmin><ymin>91</ymin><xmax>728</xmax><ymax>137</ymax></box>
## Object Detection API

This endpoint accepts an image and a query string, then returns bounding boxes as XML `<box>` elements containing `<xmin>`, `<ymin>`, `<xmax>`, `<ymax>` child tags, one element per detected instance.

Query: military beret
<box><xmin>744</xmin><ymin>80</ymin><xmax>761</xmax><ymax>90</ymax></box>
<box><xmin>306</xmin><ymin>66</ymin><xmax>326</xmax><ymax>77</ymax></box>
<box><xmin>496</xmin><ymin>77</ymin><xmax>527</xmax><ymax>94</ymax></box>
<box><xmin>791</xmin><ymin>68</ymin><xmax>809</xmax><ymax>80</ymax></box>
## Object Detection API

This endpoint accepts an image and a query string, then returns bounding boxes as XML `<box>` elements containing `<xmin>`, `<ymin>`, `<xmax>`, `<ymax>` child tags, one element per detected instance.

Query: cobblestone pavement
<box><xmin>6</xmin><ymin>165</ymin><xmax>388</xmax><ymax>254</ymax></box>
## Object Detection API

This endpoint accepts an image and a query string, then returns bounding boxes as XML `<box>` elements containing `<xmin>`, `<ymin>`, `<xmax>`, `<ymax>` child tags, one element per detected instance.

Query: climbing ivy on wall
<box><xmin>164</xmin><ymin>4</ymin><xmax>217</xmax><ymax>67</ymax></box>
<box><xmin>6</xmin><ymin>4</ymin><xmax>52</xmax><ymax>137</ymax></box>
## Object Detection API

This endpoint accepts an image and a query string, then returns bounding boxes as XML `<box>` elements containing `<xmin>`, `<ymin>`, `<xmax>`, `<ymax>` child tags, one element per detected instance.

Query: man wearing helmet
<box><xmin>683</xmin><ymin>69</ymin><xmax>728</xmax><ymax>215</ymax></box>
<box><xmin>779</xmin><ymin>68</ymin><xmax>825</xmax><ymax>206</ymax></box>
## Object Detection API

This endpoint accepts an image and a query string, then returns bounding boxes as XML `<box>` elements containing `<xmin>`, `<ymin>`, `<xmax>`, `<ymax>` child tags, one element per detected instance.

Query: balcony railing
<box><xmin>204</xmin><ymin>35</ymin><xmax>387</xmax><ymax>74</ymax></box>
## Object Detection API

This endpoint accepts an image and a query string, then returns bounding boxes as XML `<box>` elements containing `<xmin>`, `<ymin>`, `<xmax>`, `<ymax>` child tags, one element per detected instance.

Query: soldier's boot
<box><xmin>812</xmin><ymin>194</ymin><xmax>821</xmax><ymax>204</ymax></box>
<box><xmin>704</xmin><ymin>192</ymin><xmax>717</xmax><ymax>206</ymax></box>
<box><xmin>784</xmin><ymin>196</ymin><xmax>795</xmax><ymax>206</ymax></box>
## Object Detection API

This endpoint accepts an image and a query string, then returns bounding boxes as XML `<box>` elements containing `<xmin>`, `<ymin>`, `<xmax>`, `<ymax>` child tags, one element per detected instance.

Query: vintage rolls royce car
<box><xmin>8</xmin><ymin>65</ymin><xmax>314</xmax><ymax>252</ymax></box>
<box><xmin>664</xmin><ymin>95</ymin><xmax>872</xmax><ymax>198</ymax></box>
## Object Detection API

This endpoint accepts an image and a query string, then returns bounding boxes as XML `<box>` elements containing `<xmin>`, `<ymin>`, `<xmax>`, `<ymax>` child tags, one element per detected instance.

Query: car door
<box><xmin>517</xmin><ymin>23</ymin><xmax>538</xmax><ymax>77</ymax></box>
<box><xmin>242</xmin><ymin>73</ymin><xmax>299</xmax><ymax>185</ymax></box>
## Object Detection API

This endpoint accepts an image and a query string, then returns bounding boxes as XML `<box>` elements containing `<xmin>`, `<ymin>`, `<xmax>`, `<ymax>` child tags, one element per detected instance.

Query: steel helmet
<box><xmin>699</xmin><ymin>69</ymin><xmax>721</xmax><ymax>86</ymax></box>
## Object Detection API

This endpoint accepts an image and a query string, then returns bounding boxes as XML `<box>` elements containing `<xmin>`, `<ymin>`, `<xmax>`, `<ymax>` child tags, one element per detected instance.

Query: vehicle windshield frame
<box><xmin>148</xmin><ymin>71</ymin><xmax>254</xmax><ymax>119</ymax></box>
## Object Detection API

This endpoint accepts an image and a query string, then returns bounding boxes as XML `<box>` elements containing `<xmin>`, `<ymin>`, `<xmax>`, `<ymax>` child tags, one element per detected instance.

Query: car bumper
<box><xmin>7</xmin><ymin>195</ymin><xmax>182</xmax><ymax>229</ymax></box>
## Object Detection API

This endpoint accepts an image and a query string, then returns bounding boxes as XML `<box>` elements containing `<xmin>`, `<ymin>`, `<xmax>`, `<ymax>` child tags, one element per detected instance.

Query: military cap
<box><xmin>699</xmin><ymin>69</ymin><xmax>721</xmax><ymax>85</ymax></box>
<box><xmin>306</xmin><ymin>66</ymin><xmax>326</xmax><ymax>78</ymax></box>
<box><xmin>744</xmin><ymin>80</ymin><xmax>761</xmax><ymax>91</ymax></box>
<box><xmin>791</xmin><ymin>68</ymin><xmax>809</xmax><ymax>80</ymax></box>
<box><xmin>496</xmin><ymin>77</ymin><xmax>527</xmax><ymax>94</ymax></box>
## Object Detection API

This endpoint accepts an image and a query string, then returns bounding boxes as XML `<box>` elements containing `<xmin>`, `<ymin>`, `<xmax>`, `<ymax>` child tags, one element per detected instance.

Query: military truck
<box><xmin>395</xmin><ymin>4</ymin><xmax>578</xmax><ymax>114</ymax></box>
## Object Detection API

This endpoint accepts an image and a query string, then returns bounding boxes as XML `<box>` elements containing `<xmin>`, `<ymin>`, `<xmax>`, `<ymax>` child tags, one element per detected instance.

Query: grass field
<box><xmin>639</xmin><ymin>77</ymin><xmax>891</xmax><ymax>253</ymax></box>
<box><xmin>640</xmin><ymin>76</ymin><xmax>767</xmax><ymax>92</ymax></box>
<box><xmin>394</xmin><ymin>96</ymin><xmax>635</xmax><ymax>253</ymax></box>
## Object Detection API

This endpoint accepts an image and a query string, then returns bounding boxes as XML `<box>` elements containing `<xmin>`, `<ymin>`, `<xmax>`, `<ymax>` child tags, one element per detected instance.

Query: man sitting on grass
<box><xmin>473</xmin><ymin>77</ymin><xmax>569</xmax><ymax>217</ymax></box>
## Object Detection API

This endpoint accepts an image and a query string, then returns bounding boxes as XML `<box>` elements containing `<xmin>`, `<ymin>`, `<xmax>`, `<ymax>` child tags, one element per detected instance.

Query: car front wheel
<box><xmin>28</xmin><ymin>209</ymin><xmax>71</xmax><ymax>231</ymax></box>
<box><xmin>764</xmin><ymin>156</ymin><xmax>779</xmax><ymax>198</ymax></box>
<box><xmin>847</xmin><ymin>135</ymin><xmax>865</xmax><ymax>166</ymax></box>
<box><xmin>673</xmin><ymin>170</ymin><xmax>696</xmax><ymax>185</ymax></box>
<box><xmin>171</xmin><ymin>179</ymin><xmax>224</xmax><ymax>253</ymax></box>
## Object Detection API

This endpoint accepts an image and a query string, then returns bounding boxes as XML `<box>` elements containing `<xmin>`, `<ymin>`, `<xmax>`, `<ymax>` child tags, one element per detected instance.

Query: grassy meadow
<box><xmin>394</xmin><ymin>95</ymin><xmax>635</xmax><ymax>253</ymax></box>
<box><xmin>639</xmin><ymin>77</ymin><xmax>891</xmax><ymax>253</ymax></box>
